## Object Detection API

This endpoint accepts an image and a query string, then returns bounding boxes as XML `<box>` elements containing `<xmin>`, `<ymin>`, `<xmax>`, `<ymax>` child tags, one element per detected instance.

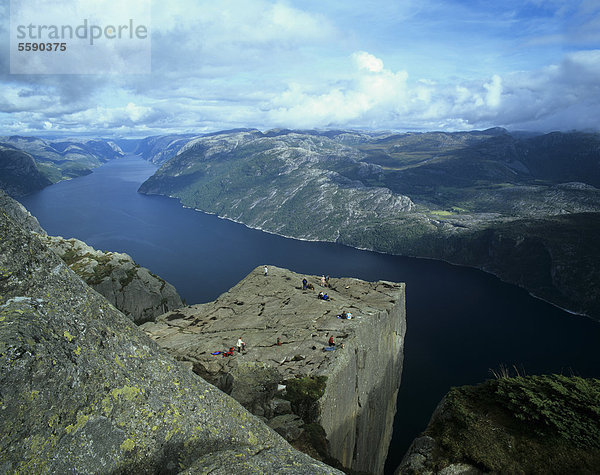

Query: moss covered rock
<box><xmin>397</xmin><ymin>375</ymin><xmax>600</xmax><ymax>474</ymax></box>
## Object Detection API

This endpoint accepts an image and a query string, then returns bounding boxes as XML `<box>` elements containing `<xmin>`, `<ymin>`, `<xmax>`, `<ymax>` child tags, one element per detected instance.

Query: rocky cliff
<box><xmin>141</xmin><ymin>265</ymin><xmax>406</xmax><ymax>474</ymax></box>
<box><xmin>397</xmin><ymin>375</ymin><xmax>600</xmax><ymax>474</ymax></box>
<box><xmin>42</xmin><ymin>235</ymin><xmax>183</xmax><ymax>324</ymax></box>
<box><xmin>1</xmin><ymin>190</ymin><xmax>182</xmax><ymax>324</ymax></box>
<box><xmin>0</xmin><ymin>200</ymin><xmax>341</xmax><ymax>473</ymax></box>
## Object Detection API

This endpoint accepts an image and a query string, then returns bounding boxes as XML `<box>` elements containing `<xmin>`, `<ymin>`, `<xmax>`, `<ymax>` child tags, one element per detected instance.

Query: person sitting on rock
<box><xmin>236</xmin><ymin>337</ymin><xmax>246</xmax><ymax>352</ymax></box>
<box><xmin>328</xmin><ymin>335</ymin><xmax>335</xmax><ymax>346</ymax></box>
<box><xmin>318</xmin><ymin>291</ymin><xmax>324</xmax><ymax>299</ymax></box>
<box><xmin>323</xmin><ymin>293</ymin><xmax>329</xmax><ymax>301</ymax></box>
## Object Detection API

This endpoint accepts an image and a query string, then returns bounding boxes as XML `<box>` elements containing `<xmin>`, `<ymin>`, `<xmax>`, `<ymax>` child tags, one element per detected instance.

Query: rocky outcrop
<box><xmin>0</xmin><ymin>189</ymin><xmax>46</xmax><ymax>233</ymax></box>
<box><xmin>41</xmin><ymin>235</ymin><xmax>183</xmax><ymax>324</ymax></box>
<box><xmin>0</xmin><ymin>203</ymin><xmax>340</xmax><ymax>473</ymax></box>
<box><xmin>141</xmin><ymin>265</ymin><xmax>406</xmax><ymax>474</ymax></box>
<box><xmin>0</xmin><ymin>189</ymin><xmax>182</xmax><ymax>324</ymax></box>
<box><xmin>396</xmin><ymin>375</ymin><xmax>600</xmax><ymax>474</ymax></box>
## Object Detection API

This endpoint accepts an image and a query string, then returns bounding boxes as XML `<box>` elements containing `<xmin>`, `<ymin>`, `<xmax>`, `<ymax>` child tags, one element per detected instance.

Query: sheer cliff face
<box><xmin>141</xmin><ymin>266</ymin><xmax>406</xmax><ymax>474</ymax></box>
<box><xmin>0</xmin><ymin>209</ymin><xmax>340</xmax><ymax>473</ymax></box>
<box><xmin>319</xmin><ymin>288</ymin><xmax>405</xmax><ymax>473</ymax></box>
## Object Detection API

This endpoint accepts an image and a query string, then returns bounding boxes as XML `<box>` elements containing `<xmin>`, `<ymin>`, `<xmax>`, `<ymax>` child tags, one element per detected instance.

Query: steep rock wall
<box><xmin>319</xmin><ymin>295</ymin><xmax>405</xmax><ymax>473</ymax></box>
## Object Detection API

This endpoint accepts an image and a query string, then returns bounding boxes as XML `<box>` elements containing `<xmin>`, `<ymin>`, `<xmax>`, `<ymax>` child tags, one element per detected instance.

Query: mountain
<box><xmin>0</xmin><ymin>145</ymin><xmax>52</xmax><ymax>197</ymax></box>
<box><xmin>0</xmin><ymin>136</ymin><xmax>124</xmax><ymax>186</ymax></box>
<box><xmin>137</xmin><ymin>128</ymin><xmax>600</xmax><ymax>319</ymax></box>
<box><xmin>135</xmin><ymin>134</ymin><xmax>200</xmax><ymax>165</ymax></box>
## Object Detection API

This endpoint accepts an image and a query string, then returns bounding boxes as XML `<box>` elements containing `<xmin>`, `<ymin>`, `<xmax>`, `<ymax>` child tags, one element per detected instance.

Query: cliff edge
<box><xmin>141</xmin><ymin>265</ymin><xmax>406</xmax><ymax>474</ymax></box>
<box><xmin>0</xmin><ymin>197</ymin><xmax>340</xmax><ymax>473</ymax></box>
<box><xmin>397</xmin><ymin>375</ymin><xmax>600</xmax><ymax>474</ymax></box>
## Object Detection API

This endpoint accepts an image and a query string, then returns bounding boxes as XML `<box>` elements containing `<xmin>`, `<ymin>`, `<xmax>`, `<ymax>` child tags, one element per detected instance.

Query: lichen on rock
<box><xmin>0</xmin><ymin>207</ymin><xmax>340</xmax><ymax>473</ymax></box>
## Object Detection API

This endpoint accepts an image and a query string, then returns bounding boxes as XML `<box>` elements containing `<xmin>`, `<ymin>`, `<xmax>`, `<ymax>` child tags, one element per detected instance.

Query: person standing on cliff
<box><xmin>236</xmin><ymin>337</ymin><xmax>246</xmax><ymax>352</ymax></box>
<box><xmin>264</xmin><ymin>266</ymin><xmax>268</xmax><ymax>277</ymax></box>
<box><xmin>302</xmin><ymin>278</ymin><xmax>308</xmax><ymax>290</ymax></box>
<box><xmin>320</xmin><ymin>275</ymin><xmax>326</xmax><ymax>287</ymax></box>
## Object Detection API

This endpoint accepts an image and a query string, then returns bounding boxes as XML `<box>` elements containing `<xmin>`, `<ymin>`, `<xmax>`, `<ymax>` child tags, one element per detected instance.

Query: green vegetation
<box><xmin>119</xmin><ymin>266</ymin><xmax>140</xmax><ymax>288</ymax></box>
<box><xmin>426</xmin><ymin>375</ymin><xmax>600</xmax><ymax>473</ymax></box>
<box><xmin>284</xmin><ymin>375</ymin><xmax>327</xmax><ymax>423</ymax></box>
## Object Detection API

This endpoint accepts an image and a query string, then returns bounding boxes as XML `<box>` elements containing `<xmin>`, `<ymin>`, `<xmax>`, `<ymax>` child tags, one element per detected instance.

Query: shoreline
<box><xmin>163</xmin><ymin>192</ymin><xmax>597</xmax><ymax>324</ymax></box>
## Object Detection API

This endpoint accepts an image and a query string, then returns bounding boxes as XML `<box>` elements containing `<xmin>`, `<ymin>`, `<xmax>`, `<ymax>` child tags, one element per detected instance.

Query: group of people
<box><xmin>214</xmin><ymin>337</ymin><xmax>246</xmax><ymax>358</ymax></box>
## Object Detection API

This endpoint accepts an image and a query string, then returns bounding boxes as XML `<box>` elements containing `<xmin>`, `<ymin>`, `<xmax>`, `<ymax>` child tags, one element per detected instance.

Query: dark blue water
<box><xmin>19</xmin><ymin>156</ymin><xmax>600</xmax><ymax>473</ymax></box>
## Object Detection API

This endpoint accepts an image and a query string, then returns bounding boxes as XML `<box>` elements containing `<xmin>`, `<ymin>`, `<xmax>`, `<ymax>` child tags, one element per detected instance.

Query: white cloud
<box><xmin>353</xmin><ymin>51</ymin><xmax>384</xmax><ymax>73</ymax></box>
<box><xmin>0</xmin><ymin>1</ymin><xmax>598</xmax><ymax>135</ymax></box>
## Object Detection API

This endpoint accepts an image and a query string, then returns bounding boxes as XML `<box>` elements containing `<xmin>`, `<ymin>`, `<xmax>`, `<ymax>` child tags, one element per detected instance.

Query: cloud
<box><xmin>0</xmin><ymin>0</ymin><xmax>598</xmax><ymax>135</ymax></box>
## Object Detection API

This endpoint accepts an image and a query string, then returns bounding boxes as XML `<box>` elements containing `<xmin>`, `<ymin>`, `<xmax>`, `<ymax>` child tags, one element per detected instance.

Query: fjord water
<box><xmin>20</xmin><ymin>156</ymin><xmax>600</xmax><ymax>473</ymax></box>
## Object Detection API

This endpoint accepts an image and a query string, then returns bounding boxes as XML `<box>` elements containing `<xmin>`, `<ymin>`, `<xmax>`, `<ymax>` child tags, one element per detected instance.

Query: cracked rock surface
<box><xmin>142</xmin><ymin>265</ymin><xmax>406</xmax><ymax>474</ymax></box>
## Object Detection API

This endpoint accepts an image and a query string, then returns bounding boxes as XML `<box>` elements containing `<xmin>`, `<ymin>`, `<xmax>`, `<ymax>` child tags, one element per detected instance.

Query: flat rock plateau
<box><xmin>142</xmin><ymin>265</ymin><xmax>406</xmax><ymax>474</ymax></box>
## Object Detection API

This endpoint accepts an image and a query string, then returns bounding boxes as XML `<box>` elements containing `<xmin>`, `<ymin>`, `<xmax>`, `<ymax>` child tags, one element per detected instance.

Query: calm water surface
<box><xmin>19</xmin><ymin>156</ymin><xmax>600</xmax><ymax>473</ymax></box>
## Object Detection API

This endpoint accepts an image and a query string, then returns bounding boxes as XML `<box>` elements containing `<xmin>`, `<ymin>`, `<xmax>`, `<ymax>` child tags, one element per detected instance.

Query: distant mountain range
<box><xmin>0</xmin><ymin>136</ymin><xmax>123</xmax><ymax>196</ymax></box>
<box><xmin>137</xmin><ymin>128</ymin><xmax>600</xmax><ymax>319</ymax></box>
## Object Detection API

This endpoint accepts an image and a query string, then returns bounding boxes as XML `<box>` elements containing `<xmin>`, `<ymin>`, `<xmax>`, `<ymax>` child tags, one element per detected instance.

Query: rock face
<box><xmin>0</xmin><ymin>147</ymin><xmax>52</xmax><ymax>197</ymax></box>
<box><xmin>0</xmin><ymin>189</ymin><xmax>182</xmax><ymax>324</ymax></box>
<box><xmin>0</xmin><ymin>189</ymin><xmax>46</xmax><ymax>233</ymax></box>
<box><xmin>396</xmin><ymin>375</ymin><xmax>600</xmax><ymax>474</ymax></box>
<box><xmin>42</xmin><ymin>235</ymin><xmax>183</xmax><ymax>324</ymax></box>
<box><xmin>0</xmin><ymin>203</ymin><xmax>340</xmax><ymax>473</ymax></box>
<box><xmin>141</xmin><ymin>265</ymin><xmax>406</xmax><ymax>474</ymax></box>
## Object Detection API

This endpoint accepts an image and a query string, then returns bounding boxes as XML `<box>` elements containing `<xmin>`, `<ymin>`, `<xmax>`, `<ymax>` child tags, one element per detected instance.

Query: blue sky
<box><xmin>1</xmin><ymin>0</ymin><xmax>599</xmax><ymax>136</ymax></box>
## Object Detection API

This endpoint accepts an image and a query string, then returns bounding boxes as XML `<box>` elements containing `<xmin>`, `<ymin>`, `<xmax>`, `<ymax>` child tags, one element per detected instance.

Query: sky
<box><xmin>1</xmin><ymin>0</ymin><xmax>599</xmax><ymax>137</ymax></box>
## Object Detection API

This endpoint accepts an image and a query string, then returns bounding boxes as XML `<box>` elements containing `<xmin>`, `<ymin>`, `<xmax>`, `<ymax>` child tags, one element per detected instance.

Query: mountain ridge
<box><xmin>137</xmin><ymin>128</ymin><xmax>600</xmax><ymax>319</ymax></box>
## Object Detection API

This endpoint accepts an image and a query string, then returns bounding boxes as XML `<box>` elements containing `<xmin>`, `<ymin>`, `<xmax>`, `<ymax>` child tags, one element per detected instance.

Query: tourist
<box><xmin>264</xmin><ymin>266</ymin><xmax>268</xmax><ymax>276</ymax></box>
<box><xmin>320</xmin><ymin>275</ymin><xmax>326</xmax><ymax>287</ymax></box>
<box><xmin>328</xmin><ymin>335</ymin><xmax>335</xmax><ymax>346</ymax></box>
<box><xmin>302</xmin><ymin>278</ymin><xmax>308</xmax><ymax>290</ymax></box>
<box><xmin>318</xmin><ymin>291</ymin><xmax>324</xmax><ymax>299</ymax></box>
<box><xmin>236</xmin><ymin>337</ymin><xmax>246</xmax><ymax>352</ymax></box>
